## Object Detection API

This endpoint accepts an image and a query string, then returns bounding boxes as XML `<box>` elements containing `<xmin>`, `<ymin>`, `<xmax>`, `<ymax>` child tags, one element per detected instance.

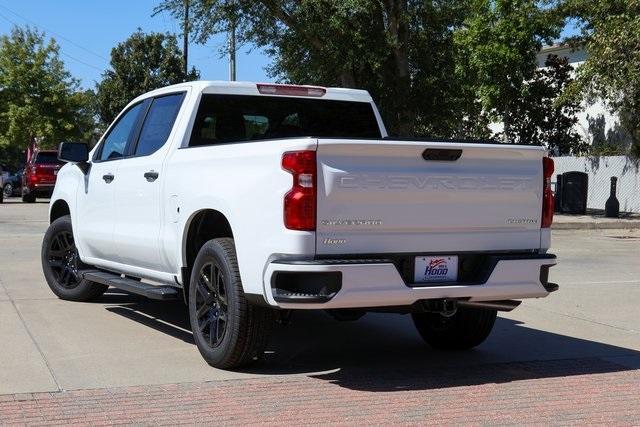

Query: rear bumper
<box><xmin>264</xmin><ymin>253</ymin><xmax>557</xmax><ymax>309</ymax></box>
<box><xmin>23</xmin><ymin>183</ymin><xmax>54</xmax><ymax>197</ymax></box>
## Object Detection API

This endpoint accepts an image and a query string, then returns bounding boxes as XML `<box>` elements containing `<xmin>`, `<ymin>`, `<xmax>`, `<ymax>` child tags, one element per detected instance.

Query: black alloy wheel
<box><xmin>47</xmin><ymin>230</ymin><xmax>82</xmax><ymax>289</ymax></box>
<box><xmin>188</xmin><ymin>238</ymin><xmax>274</xmax><ymax>369</ymax></box>
<box><xmin>194</xmin><ymin>261</ymin><xmax>228</xmax><ymax>349</ymax></box>
<box><xmin>41</xmin><ymin>215</ymin><xmax>108</xmax><ymax>301</ymax></box>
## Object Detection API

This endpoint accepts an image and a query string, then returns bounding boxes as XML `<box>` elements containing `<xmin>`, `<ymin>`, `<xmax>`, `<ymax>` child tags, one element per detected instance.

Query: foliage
<box><xmin>500</xmin><ymin>54</ymin><xmax>585</xmax><ymax>155</ymax></box>
<box><xmin>563</xmin><ymin>0</ymin><xmax>640</xmax><ymax>157</ymax></box>
<box><xmin>156</xmin><ymin>0</ymin><xmax>563</xmax><ymax>139</ymax></box>
<box><xmin>454</xmin><ymin>0</ymin><xmax>562</xmax><ymax>132</ymax></box>
<box><xmin>96</xmin><ymin>30</ymin><xmax>199</xmax><ymax>125</ymax></box>
<box><xmin>0</xmin><ymin>26</ymin><xmax>95</xmax><ymax>167</ymax></box>
<box><xmin>585</xmin><ymin>114</ymin><xmax>632</xmax><ymax>157</ymax></box>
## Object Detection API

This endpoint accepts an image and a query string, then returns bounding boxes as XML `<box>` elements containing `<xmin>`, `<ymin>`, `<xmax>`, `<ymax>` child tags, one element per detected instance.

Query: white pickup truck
<box><xmin>43</xmin><ymin>81</ymin><xmax>557</xmax><ymax>368</ymax></box>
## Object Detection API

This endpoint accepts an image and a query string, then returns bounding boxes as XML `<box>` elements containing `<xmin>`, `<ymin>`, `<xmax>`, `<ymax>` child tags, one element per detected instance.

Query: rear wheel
<box><xmin>22</xmin><ymin>192</ymin><xmax>36</xmax><ymax>203</ymax></box>
<box><xmin>189</xmin><ymin>238</ymin><xmax>273</xmax><ymax>369</ymax></box>
<box><xmin>412</xmin><ymin>306</ymin><xmax>497</xmax><ymax>350</ymax></box>
<box><xmin>41</xmin><ymin>215</ymin><xmax>108</xmax><ymax>301</ymax></box>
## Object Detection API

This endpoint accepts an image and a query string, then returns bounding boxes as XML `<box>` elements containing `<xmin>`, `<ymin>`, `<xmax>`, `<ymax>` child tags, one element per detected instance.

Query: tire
<box><xmin>41</xmin><ymin>215</ymin><xmax>108</xmax><ymax>301</ymax></box>
<box><xmin>3</xmin><ymin>183</ymin><xmax>12</xmax><ymax>198</ymax></box>
<box><xmin>188</xmin><ymin>238</ymin><xmax>274</xmax><ymax>369</ymax></box>
<box><xmin>22</xmin><ymin>193</ymin><xmax>36</xmax><ymax>203</ymax></box>
<box><xmin>412</xmin><ymin>306</ymin><xmax>497</xmax><ymax>350</ymax></box>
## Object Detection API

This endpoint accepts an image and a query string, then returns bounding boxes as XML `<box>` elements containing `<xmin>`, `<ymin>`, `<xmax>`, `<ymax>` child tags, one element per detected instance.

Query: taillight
<box><xmin>29</xmin><ymin>165</ymin><xmax>39</xmax><ymax>184</ymax></box>
<box><xmin>257</xmin><ymin>83</ymin><xmax>326</xmax><ymax>97</ymax></box>
<box><xmin>542</xmin><ymin>156</ymin><xmax>554</xmax><ymax>228</ymax></box>
<box><xmin>282</xmin><ymin>151</ymin><xmax>317</xmax><ymax>231</ymax></box>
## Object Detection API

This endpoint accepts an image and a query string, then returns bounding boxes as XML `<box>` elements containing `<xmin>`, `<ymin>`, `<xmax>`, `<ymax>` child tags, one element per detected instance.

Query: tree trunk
<box><xmin>339</xmin><ymin>69</ymin><xmax>356</xmax><ymax>88</ymax></box>
<box><xmin>383</xmin><ymin>0</ymin><xmax>415</xmax><ymax>136</ymax></box>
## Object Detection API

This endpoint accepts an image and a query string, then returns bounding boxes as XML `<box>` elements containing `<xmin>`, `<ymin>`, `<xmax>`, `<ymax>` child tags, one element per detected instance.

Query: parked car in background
<box><xmin>22</xmin><ymin>150</ymin><xmax>63</xmax><ymax>202</ymax></box>
<box><xmin>3</xmin><ymin>168</ymin><xmax>23</xmax><ymax>198</ymax></box>
<box><xmin>0</xmin><ymin>164</ymin><xmax>5</xmax><ymax>203</ymax></box>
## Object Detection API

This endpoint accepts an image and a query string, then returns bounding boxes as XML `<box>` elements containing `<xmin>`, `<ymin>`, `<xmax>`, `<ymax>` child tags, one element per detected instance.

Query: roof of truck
<box><xmin>134</xmin><ymin>80</ymin><xmax>374</xmax><ymax>104</ymax></box>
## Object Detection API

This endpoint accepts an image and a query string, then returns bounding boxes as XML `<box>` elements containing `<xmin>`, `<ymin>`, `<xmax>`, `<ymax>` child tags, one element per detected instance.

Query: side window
<box><xmin>134</xmin><ymin>93</ymin><xmax>185</xmax><ymax>156</ymax></box>
<box><xmin>97</xmin><ymin>103</ymin><xmax>144</xmax><ymax>161</ymax></box>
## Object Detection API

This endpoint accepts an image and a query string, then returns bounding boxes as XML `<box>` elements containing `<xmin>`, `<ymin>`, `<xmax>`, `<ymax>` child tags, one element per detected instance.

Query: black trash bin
<box><xmin>560</xmin><ymin>171</ymin><xmax>588</xmax><ymax>214</ymax></box>
<box><xmin>554</xmin><ymin>174</ymin><xmax>563</xmax><ymax>213</ymax></box>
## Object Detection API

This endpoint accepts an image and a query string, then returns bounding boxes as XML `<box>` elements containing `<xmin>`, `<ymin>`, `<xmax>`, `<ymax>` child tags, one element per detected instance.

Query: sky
<box><xmin>0</xmin><ymin>0</ymin><xmax>272</xmax><ymax>89</ymax></box>
<box><xmin>0</xmin><ymin>1</ymin><xmax>580</xmax><ymax>91</ymax></box>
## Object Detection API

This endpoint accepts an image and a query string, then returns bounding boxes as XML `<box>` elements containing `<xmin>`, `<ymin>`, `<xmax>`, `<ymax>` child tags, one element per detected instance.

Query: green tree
<box><xmin>454</xmin><ymin>0</ymin><xmax>562</xmax><ymax>136</ymax></box>
<box><xmin>501</xmin><ymin>54</ymin><xmax>585</xmax><ymax>155</ymax></box>
<box><xmin>157</xmin><ymin>0</ymin><xmax>476</xmax><ymax>137</ymax></box>
<box><xmin>96</xmin><ymin>30</ymin><xmax>199</xmax><ymax>124</ymax></box>
<box><xmin>563</xmin><ymin>0</ymin><xmax>640</xmax><ymax>157</ymax></box>
<box><xmin>157</xmin><ymin>0</ymin><xmax>562</xmax><ymax>139</ymax></box>
<box><xmin>0</xmin><ymin>26</ymin><xmax>94</xmax><ymax>167</ymax></box>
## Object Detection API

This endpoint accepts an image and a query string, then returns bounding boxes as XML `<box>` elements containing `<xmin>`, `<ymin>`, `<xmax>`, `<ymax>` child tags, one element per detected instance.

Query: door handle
<box><xmin>102</xmin><ymin>173</ymin><xmax>114</xmax><ymax>183</ymax></box>
<box><xmin>422</xmin><ymin>148</ymin><xmax>463</xmax><ymax>161</ymax></box>
<box><xmin>144</xmin><ymin>171</ymin><xmax>159</xmax><ymax>182</ymax></box>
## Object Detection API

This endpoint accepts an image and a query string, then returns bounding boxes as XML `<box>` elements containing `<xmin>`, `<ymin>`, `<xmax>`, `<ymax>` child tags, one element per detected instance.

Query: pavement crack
<box><xmin>0</xmin><ymin>277</ymin><xmax>63</xmax><ymax>392</ymax></box>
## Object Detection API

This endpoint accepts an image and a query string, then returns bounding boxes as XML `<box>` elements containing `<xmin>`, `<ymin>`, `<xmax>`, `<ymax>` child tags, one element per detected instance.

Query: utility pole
<box><xmin>183</xmin><ymin>0</ymin><xmax>189</xmax><ymax>80</ymax></box>
<box><xmin>229</xmin><ymin>18</ymin><xmax>236</xmax><ymax>81</ymax></box>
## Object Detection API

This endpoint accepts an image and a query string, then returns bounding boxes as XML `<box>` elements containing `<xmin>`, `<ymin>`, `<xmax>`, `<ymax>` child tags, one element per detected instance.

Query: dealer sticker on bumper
<box><xmin>414</xmin><ymin>256</ymin><xmax>458</xmax><ymax>283</ymax></box>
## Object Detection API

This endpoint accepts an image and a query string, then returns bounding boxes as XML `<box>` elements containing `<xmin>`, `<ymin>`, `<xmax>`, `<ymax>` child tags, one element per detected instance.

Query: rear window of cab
<box><xmin>189</xmin><ymin>94</ymin><xmax>381</xmax><ymax>147</ymax></box>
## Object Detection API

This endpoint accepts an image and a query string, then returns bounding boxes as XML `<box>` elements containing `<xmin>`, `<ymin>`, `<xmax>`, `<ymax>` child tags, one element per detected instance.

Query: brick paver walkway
<box><xmin>1</xmin><ymin>358</ymin><xmax>639</xmax><ymax>425</ymax></box>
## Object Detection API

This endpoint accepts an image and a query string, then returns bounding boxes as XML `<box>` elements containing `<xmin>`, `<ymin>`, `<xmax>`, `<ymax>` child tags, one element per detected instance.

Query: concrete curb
<box><xmin>553</xmin><ymin>221</ymin><xmax>640</xmax><ymax>230</ymax></box>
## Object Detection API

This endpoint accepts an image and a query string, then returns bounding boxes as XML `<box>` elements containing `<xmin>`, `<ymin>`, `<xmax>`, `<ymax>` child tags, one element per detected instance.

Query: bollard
<box><xmin>605</xmin><ymin>177</ymin><xmax>620</xmax><ymax>218</ymax></box>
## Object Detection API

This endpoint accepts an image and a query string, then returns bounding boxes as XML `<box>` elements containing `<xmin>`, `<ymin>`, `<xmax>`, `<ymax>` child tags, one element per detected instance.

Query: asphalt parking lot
<box><xmin>1</xmin><ymin>198</ymin><xmax>639</xmax><ymax>424</ymax></box>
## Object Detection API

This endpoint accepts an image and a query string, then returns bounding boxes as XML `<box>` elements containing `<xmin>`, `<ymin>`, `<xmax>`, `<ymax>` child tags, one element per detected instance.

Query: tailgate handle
<box><xmin>422</xmin><ymin>148</ymin><xmax>462</xmax><ymax>161</ymax></box>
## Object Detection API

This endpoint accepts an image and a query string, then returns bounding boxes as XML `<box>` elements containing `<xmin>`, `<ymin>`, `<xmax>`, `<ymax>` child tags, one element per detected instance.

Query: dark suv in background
<box><xmin>2</xmin><ymin>168</ymin><xmax>22</xmax><ymax>199</ymax></box>
<box><xmin>22</xmin><ymin>150</ymin><xmax>63</xmax><ymax>202</ymax></box>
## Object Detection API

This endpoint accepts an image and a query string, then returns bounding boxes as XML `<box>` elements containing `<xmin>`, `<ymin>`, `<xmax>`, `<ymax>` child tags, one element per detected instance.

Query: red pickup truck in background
<box><xmin>21</xmin><ymin>150</ymin><xmax>63</xmax><ymax>203</ymax></box>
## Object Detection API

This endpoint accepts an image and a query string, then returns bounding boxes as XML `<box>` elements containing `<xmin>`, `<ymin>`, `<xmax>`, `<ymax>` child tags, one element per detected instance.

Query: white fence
<box><xmin>553</xmin><ymin>156</ymin><xmax>640</xmax><ymax>213</ymax></box>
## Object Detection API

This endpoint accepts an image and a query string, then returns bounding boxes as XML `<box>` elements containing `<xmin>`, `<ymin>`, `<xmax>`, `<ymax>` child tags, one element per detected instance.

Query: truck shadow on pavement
<box><xmin>102</xmin><ymin>290</ymin><xmax>640</xmax><ymax>392</ymax></box>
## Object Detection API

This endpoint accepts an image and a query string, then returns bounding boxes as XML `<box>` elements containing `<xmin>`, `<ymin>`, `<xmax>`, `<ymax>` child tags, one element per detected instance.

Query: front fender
<box><xmin>49</xmin><ymin>164</ymin><xmax>83</xmax><ymax>254</ymax></box>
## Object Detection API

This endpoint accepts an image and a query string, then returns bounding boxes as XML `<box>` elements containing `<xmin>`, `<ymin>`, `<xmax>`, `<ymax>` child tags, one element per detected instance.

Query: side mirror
<box><xmin>58</xmin><ymin>142</ymin><xmax>89</xmax><ymax>163</ymax></box>
<box><xmin>58</xmin><ymin>142</ymin><xmax>90</xmax><ymax>174</ymax></box>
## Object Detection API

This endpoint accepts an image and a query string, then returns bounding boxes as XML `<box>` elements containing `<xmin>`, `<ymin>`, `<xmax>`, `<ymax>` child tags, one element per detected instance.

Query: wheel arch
<box><xmin>50</xmin><ymin>199</ymin><xmax>71</xmax><ymax>224</ymax></box>
<box><xmin>181</xmin><ymin>209</ymin><xmax>234</xmax><ymax>303</ymax></box>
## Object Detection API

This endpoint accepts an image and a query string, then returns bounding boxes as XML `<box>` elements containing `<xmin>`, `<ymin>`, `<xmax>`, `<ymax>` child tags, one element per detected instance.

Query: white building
<box><xmin>491</xmin><ymin>44</ymin><xmax>627</xmax><ymax>149</ymax></box>
<box><xmin>536</xmin><ymin>46</ymin><xmax>639</xmax><ymax>214</ymax></box>
<box><xmin>536</xmin><ymin>44</ymin><xmax>625</xmax><ymax>149</ymax></box>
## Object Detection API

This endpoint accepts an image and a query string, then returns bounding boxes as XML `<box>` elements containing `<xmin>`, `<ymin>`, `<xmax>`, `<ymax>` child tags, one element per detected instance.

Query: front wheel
<box><xmin>188</xmin><ymin>238</ymin><xmax>273</xmax><ymax>369</ymax></box>
<box><xmin>41</xmin><ymin>215</ymin><xmax>108</xmax><ymax>301</ymax></box>
<box><xmin>3</xmin><ymin>183</ymin><xmax>13</xmax><ymax>198</ymax></box>
<box><xmin>412</xmin><ymin>306</ymin><xmax>497</xmax><ymax>350</ymax></box>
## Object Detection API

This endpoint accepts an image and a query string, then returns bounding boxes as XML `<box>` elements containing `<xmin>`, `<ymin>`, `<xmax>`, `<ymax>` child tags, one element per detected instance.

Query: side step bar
<box><xmin>81</xmin><ymin>270</ymin><xmax>179</xmax><ymax>301</ymax></box>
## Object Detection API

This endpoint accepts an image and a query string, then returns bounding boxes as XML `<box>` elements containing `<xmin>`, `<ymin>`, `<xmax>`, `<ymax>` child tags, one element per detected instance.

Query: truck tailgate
<box><xmin>316</xmin><ymin>139</ymin><xmax>545</xmax><ymax>255</ymax></box>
